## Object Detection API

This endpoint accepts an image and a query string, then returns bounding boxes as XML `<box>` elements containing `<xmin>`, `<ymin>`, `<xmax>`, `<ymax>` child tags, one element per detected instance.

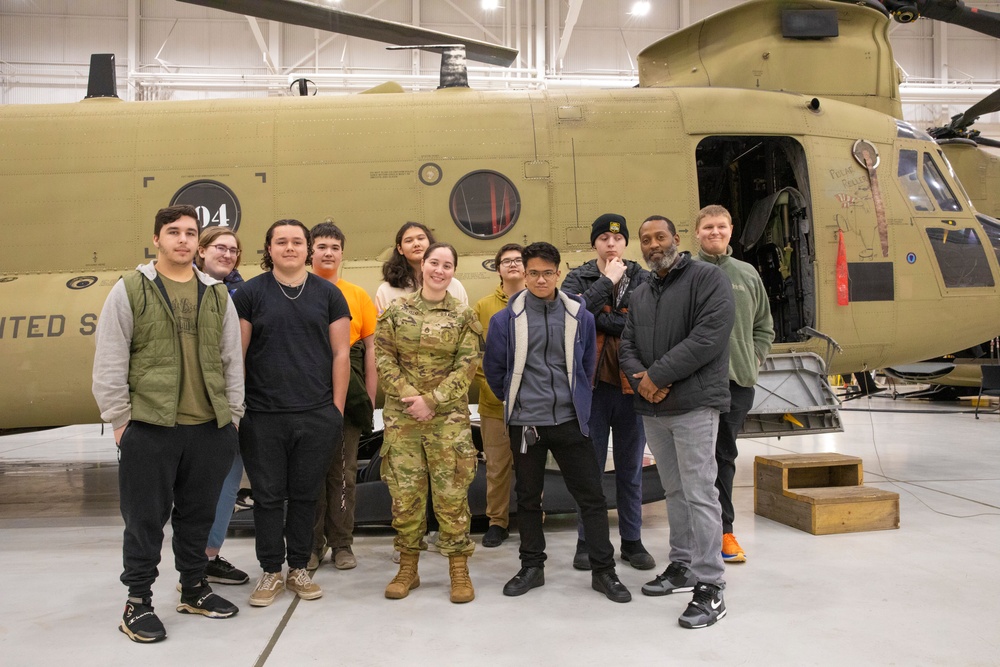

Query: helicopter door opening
<box><xmin>696</xmin><ymin>136</ymin><xmax>815</xmax><ymax>343</ymax></box>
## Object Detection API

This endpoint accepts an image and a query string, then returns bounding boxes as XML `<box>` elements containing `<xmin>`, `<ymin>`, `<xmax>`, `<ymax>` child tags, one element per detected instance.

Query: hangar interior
<box><xmin>1</xmin><ymin>1</ymin><xmax>999</xmax><ymax>665</ymax></box>
<box><xmin>3</xmin><ymin>0</ymin><xmax>1000</xmax><ymax>131</ymax></box>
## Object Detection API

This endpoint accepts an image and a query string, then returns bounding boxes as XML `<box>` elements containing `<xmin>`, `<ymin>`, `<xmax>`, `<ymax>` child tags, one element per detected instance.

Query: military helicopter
<box><xmin>888</xmin><ymin>0</ymin><xmax>1000</xmax><ymax>220</ymax></box>
<box><xmin>3</xmin><ymin>0</ymin><xmax>1000</xmax><ymax>434</ymax></box>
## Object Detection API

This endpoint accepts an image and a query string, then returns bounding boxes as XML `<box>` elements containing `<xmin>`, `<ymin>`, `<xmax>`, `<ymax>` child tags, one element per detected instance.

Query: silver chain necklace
<box><xmin>276</xmin><ymin>274</ymin><xmax>307</xmax><ymax>300</ymax></box>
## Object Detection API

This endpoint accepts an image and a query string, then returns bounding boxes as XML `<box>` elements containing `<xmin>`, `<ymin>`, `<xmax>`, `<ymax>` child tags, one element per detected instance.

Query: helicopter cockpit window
<box><xmin>922</xmin><ymin>153</ymin><xmax>962</xmax><ymax>212</ymax></box>
<box><xmin>925</xmin><ymin>227</ymin><xmax>995</xmax><ymax>288</ymax></box>
<box><xmin>976</xmin><ymin>214</ymin><xmax>1000</xmax><ymax>267</ymax></box>
<box><xmin>895</xmin><ymin>121</ymin><xmax>934</xmax><ymax>143</ymax></box>
<box><xmin>938</xmin><ymin>149</ymin><xmax>974</xmax><ymax>210</ymax></box>
<box><xmin>449</xmin><ymin>170</ymin><xmax>520</xmax><ymax>239</ymax></box>
<box><xmin>897</xmin><ymin>150</ymin><xmax>933</xmax><ymax>211</ymax></box>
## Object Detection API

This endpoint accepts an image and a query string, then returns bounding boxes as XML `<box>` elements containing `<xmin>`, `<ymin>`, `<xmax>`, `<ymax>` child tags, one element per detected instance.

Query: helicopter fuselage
<box><xmin>2</xmin><ymin>85</ymin><xmax>998</xmax><ymax>428</ymax></box>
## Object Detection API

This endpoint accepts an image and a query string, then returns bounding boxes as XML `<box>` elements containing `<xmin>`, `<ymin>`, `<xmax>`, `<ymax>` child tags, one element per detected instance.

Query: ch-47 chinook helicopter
<box><xmin>3</xmin><ymin>0</ymin><xmax>1000</xmax><ymax>436</ymax></box>
<box><xmin>855</xmin><ymin>1</ymin><xmax>1000</xmax><ymax>394</ymax></box>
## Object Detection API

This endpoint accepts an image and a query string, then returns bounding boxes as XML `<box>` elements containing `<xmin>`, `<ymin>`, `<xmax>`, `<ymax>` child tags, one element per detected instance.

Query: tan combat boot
<box><xmin>384</xmin><ymin>552</ymin><xmax>420</xmax><ymax>599</ymax></box>
<box><xmin>448</xmin><ymin>554</ymin><xmax>475</xmax><ymax>603</ymax></box>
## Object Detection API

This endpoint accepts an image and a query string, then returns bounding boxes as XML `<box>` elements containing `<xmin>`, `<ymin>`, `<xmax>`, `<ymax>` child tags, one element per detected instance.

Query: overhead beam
<box><xmin>556</xmin><ymin>0</ymin><xmax>584</xmax><ymax>68</ymax></box>
<box><xmin>441</xmin><ymin>0</ymin><xmax>502</xmax><ymax>45</ymax></box>
<box><xmin>245</xmin><ymin>16</ymin><xmax>276</xmax><ymax>73</ymax></box>
<box><xmin>284</xmin><ymin>0</ymin><xmax>390</xmax><ymax>74</ymax></box>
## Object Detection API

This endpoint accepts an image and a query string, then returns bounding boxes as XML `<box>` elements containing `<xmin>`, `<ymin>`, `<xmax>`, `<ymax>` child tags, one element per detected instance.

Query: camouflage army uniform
<box><xmin>375</xmin><ymin>290</ymin><xmax>483</xmax><ymax>557</ymax></box>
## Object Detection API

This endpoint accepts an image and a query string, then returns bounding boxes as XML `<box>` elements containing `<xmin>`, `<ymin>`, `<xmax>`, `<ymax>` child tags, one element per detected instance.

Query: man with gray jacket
<box><xmin>620</xmin><ymin>215</ymin><xmax>735</xmax><ymax>629</ymax></box>
<box><xmin>93</xmin><ymin>205</ymin><xmax>245</xmax><ymax>643</ymax></box>
<box><xmin>484</xmin><ymin>242</ymin><xmax>631</xmax><ymax>603</ymax></box>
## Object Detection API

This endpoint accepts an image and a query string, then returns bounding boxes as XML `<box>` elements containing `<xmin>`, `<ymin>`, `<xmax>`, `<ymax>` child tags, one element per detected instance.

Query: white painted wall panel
<box><xmin>139</xmin><ymin>17</ymin><xmax>266</xmax><ymax>69</ymax></box>
<box><xmin>0</xmin><ymin>0</ymin><xmax>125</xmax><ymax>16</ymax></box>
<box><xmin>948</xmin><ymin>37</ymin><xmax>1000</xmax><ymax>81</ymax></box>
<box><xmin>1</xmin><ymin>15</ymin><xmax>126</xmax><ymax>64</ymax></box>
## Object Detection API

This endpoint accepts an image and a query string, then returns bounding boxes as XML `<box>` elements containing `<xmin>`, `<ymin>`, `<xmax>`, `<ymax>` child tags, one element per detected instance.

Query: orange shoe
<box><xmin>721</xmin><ymin>533</ymin><xmax>746</xmax><ymax>563</ymax></box>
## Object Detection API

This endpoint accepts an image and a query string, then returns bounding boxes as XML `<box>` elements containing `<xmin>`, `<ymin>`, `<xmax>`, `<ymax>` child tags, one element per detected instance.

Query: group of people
<box><xmin>92</xmin><ymin>202</ymin><xmax>772</xmax><ymax>644</ymax></box>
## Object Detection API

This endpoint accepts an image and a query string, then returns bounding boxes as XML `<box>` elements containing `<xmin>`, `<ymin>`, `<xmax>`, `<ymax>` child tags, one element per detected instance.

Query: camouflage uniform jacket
<box><xmin>375</xmin><ymin>290</ymin><xmax>483</xmax><ymax>414</ymax></box>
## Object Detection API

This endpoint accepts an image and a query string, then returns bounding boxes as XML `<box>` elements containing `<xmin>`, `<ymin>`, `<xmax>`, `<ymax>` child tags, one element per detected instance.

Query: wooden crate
<box><xmin>754</xmin><ymin>453</ymin><xmax>899</xmax><ymax>535</ymax></box>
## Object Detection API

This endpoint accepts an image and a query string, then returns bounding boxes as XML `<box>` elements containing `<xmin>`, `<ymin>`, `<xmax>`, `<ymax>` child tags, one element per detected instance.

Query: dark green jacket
<box><xmin>345</xmin><ymin>339</ymin><xmax>374</xmax><ymax>435</ymax></box>
<box><xmin>92</xmin><ymin>262</ymin><xmax>245</xmax><ymax>429</ymax></box>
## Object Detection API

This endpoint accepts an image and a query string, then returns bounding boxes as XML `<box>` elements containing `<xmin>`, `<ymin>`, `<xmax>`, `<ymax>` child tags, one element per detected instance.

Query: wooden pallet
<box><xmin>754</xmin><ymin>453</ymin><xmax>899</xmax><ymax>535</ymax></box>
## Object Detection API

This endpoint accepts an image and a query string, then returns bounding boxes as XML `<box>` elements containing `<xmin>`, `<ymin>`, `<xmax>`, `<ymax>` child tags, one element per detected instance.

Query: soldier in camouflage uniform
<box><xmin>375</xmin><ymin>242</ymin><xmax>483</xmax><ymax>603</ymax></box>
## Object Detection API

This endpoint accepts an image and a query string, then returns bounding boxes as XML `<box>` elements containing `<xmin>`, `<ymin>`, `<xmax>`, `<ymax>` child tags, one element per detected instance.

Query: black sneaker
<box><xmin>591</xmin><ymin>570</ymin><xmax>632</xmax><ymax>603</ymax></box>
<box><xmin>573</xmin><ymin>539</ymin><xmax>591</xmax><ymax>570</ymax></box>
<box><xmin>502</xmin><ymin>566</ymin><xmax>545</xmax><ymax>596</ymax></box>
<box><xmin>482</xmin><ymin>525</ymin><xmax>509</xmax><ymax>548</ymax></box>
<box><xmin>205</xmin><ymin>555</ymin><xmax>249</xmax><ymax>585</ymax></box>
<box><xmin>641</xmin><ymin>561</ymin><xmax>697</xmax><ymax>597</ymax></box>
<box><xmin>176</xmin><ymin>581</ymin><xmax>239</xmax><ymax>619</ymax></box>
<box><xmin>120</xmin><ymin>597</ymin><xmax>166</xmax><ymax>643</ymax></box>
<box><xmin>678</xmin><ymin>582</ymin><xmax>726</xmax><ymax>629</ymax></box>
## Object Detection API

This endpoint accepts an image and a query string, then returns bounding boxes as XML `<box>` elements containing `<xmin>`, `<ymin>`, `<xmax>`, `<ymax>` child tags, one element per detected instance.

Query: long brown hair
<box><xmin>381</xmin><ymin>221</ymin><xmax>436</xmax><ymax>289</ymax></box>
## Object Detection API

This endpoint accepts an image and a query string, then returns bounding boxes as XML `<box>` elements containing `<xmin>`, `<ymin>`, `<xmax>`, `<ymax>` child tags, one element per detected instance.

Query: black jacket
<box><xmin>619</xmin><ymin>253</ymin><xmax>735</xmax><ymax>415</ymax></box>
<box><xmin>561</xmin><ymin>258</ymin><xmax>649</xmax><ymax>337</ymax></box>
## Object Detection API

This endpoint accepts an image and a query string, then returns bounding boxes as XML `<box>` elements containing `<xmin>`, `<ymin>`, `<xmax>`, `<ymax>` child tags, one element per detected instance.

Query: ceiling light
<box><xmin>630</xmin><ymin>1</ymin><xmax>650</xmax><ymax>17</ymax></box>
<box><xmin>482</xmin><ymin>0</ymin><xmax>501</xmax><ymax>10</ymax></box>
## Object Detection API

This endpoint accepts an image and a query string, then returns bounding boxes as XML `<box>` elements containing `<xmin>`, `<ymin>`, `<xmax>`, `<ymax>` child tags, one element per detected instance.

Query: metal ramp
<box><xmin>740</xmin><ymin>352</ymin><xmax>842</xmax><ymax>438</ymax></box>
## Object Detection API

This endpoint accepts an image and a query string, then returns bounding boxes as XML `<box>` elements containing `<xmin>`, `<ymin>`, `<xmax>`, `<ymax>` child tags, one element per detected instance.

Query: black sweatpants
<box><xmin>509</xmin><ymin>421</ymin><xmax>615</xmax><ymax>572</ymax></box>
<box><xmin>240</xmin><ymin>405</ymin><xmax>342</xmax><ymax>572</ymax></box>
<box><xmin>118</xmin><ymin>420</ymin><xmax>238</xmax><ymax>599</ymax></box>
<box><xmin>714</xmin><ymin>381</ymin><xmax>755</xmax><ymax>534</ymax></box>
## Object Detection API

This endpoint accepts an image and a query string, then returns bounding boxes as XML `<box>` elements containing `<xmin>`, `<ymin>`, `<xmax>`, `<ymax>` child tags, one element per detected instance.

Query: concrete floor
<box><xmin>1</xmin><ymin>397</ymin><xmax>998</xmax><ymax>666</ymax></box>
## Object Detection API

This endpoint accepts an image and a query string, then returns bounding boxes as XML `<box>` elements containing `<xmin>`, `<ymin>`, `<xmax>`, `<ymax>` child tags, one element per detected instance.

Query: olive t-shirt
<box><xmin>159</xmin><ymin>274</ymin><xmax>214</xmax><ymax>425</ymax></box>
<box><xmin>234</xmin><ymin>272</ymin><xmax>351</xmax><ymax>412</ymax></box>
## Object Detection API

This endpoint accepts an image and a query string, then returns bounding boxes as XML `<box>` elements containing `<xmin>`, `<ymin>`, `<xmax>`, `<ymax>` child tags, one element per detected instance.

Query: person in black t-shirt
<box><xmin>233</xmin><ymin>219</ymin><xmax>351</xmax><ymax>608</ymax></box>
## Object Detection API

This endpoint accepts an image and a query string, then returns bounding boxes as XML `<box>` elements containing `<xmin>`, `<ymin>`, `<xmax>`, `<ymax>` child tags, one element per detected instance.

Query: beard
<box><xmin>644</xmin><ymin>244</ymin><xmax>679</xmax><ymax>273</ymax></box>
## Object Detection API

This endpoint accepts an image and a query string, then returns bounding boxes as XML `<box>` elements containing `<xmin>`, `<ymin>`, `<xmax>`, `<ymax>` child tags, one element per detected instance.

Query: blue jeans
<box><xmin>206</xmin><ymin>452</ymin><xmax>243</xmax><ymax>552</ymax></box>
<box><xmin>578</xmin><ymin>381</ymin><xmax>646</xmax><ymax>542</ymax></box>
<box><xmin>643</xmin><ymin>408</ymin><xmax>725</xmax><ymax>586</ymax></box>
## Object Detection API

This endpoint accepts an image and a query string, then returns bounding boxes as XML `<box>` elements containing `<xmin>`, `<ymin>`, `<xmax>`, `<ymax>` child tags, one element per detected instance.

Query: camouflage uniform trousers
<box><xmin>381</xmin><ymin>407</ymin><xmax>477</xmax><ymax>557</ymax></box>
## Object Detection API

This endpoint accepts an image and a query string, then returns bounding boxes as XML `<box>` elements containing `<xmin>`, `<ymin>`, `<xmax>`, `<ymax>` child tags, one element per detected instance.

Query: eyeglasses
<box><xmin>526</xmin><ymin>270</ymin><xmax>558</xmax><ymax>280</ymax></box>
<box><xmin>209</xmin><ymin>244</ymin><xmax>241</xmax><ymax>257</ymax></box>
<box><xmin>498</xmin><ymin>258</ymin><xmax>523</xmax><ymax>267</ymax></box>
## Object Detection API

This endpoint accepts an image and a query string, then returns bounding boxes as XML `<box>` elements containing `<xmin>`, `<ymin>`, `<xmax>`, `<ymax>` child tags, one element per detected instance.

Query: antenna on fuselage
<box><xmin>85</xmin><ymin>54</ymin><xmax>119</xmax><ymax>99</ymax></box>
<box><xmin>289</xmin><ymin>78</ymin><xmax>317</xmax><ymax>96</ymax></box>
<box><xmin>387</xmin><ymin>45</ymin><xmax>468</xmax><ymax>89</ymax></box>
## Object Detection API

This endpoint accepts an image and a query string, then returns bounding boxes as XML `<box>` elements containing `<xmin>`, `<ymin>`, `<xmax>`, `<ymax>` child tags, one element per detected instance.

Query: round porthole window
<box><xmin>449</xmin><ymin>170</ymin><xmax>520</xmax><ymax>239</ymax></box>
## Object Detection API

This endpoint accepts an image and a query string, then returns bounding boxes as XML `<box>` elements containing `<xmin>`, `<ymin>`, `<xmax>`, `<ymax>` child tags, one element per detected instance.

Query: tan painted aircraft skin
<box><xmin>4</xmin><ymin>0</ymin><xmax>1000</xmax><ymax>429</ymax></box>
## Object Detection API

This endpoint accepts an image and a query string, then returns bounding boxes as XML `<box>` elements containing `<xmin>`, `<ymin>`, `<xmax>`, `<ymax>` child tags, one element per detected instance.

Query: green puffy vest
<box><xmin>123</xmin><ymin>271</ymin><xmax>232</xmax><ymax>427</ymax></box>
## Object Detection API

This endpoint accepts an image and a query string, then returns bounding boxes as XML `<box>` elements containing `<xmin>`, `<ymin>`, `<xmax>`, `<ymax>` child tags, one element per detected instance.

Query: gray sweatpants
<box><xmin>643</xmin><ymin>408</ymin><xmax>725</xmax><ymax>586</ymax></box>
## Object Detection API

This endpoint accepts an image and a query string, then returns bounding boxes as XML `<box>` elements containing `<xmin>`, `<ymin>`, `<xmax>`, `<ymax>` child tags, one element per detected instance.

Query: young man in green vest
<box><xmin>93</xmin><ymin>205</ymin><xmax>245</xmax><ymax>643</ymax></box>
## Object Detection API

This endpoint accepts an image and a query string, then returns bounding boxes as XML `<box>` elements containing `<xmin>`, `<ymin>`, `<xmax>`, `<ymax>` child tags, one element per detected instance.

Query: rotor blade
<box><xmin>974</xmin><ymin>135</ymin><xmax>1000</xmax><ymax>149</ymax></box>
<box><xmin>955</xmin><ymin>87</ymin><xmax>1000</xmax><ymax>129</ymax></box>
<box><xmin>915</xmin><ymin>0</ymin><xmax>1000</xmax><ymax>39</ymax></box>
<box><xmin>178</xmin><ymin>0</ymin><xmax>518</xmax><ymax>67</ymax></box>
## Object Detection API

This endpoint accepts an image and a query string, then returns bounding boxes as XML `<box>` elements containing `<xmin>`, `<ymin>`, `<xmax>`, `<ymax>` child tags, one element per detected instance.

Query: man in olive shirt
<box><xmin>93</xmin><ymin>205</ymin><xmax>245</xmax><ymax>643</ymax></box>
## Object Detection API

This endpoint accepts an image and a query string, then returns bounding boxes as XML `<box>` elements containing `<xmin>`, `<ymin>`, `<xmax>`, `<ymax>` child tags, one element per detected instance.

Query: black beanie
<box><xmin>591</xmin><ymin>213</ymin><xmax>629</xmax><ymax>246</ymax></box>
